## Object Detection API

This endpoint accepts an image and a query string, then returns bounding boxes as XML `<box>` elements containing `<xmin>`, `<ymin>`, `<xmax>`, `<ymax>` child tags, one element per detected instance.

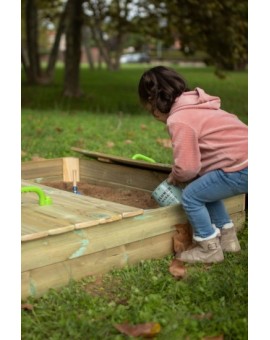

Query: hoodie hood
<box><xmin>170</xmin><ymin>88</ymin><xmax>221</xmax><ymax>115</ymax></box>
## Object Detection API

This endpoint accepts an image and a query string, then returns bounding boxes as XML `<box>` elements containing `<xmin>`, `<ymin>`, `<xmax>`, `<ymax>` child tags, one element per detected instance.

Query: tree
<box><xmin>63</xmin><ymin>0</ymin><xmax>84</xmax><ymax>96</ymax></box>
<box><xmin>84</xmin><ymin>0</ymin><xmax>151</xmax><ymax>70</ymax></box>
<box><xmin>160</xmin><ymin>0</ymin><xmax>248</xmax><ymax>71</ymax></box>
<box><xmin>22</xmin><ymin>0</ymin><xmax>68</xmax><ymax>84</ymax></box>
<box><xmin>23</xmin><ymin>0</ymin><xmax>41</xmax><ymax>84</ymax></box>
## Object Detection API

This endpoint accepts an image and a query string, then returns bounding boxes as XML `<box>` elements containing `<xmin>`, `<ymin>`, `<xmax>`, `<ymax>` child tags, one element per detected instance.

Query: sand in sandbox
<box><xmin>42</xmin><ymin>181</ymin><xmax>160</xmax><ymax>209</ymax></box>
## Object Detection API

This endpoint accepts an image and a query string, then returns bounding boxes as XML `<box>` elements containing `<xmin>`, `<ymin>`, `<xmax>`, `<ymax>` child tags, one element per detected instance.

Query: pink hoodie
<box><xmin>167</xmin><ymin>87</ymin><xmax>248</xmax><ymax>182</ymax></box>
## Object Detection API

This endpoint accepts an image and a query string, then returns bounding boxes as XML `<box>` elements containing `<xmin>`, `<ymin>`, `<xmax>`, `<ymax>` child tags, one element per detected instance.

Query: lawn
<box><xmin>21</xmin><ymin>65</ymin><xmax>248</xmax><ymax>339</ymax></box>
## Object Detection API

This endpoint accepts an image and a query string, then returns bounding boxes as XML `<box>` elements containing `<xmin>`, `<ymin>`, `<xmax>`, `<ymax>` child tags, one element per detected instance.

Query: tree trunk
<box><xmin>21</xmin><ymin>45</ymin><xmax>31</xmax><ymax>80</ymax></box>
<box><xmin>82</xmin><ymin>26</ymin><xmax>95</xmax><ymax>70</ymax></box>
<box><xmin>25</xmin><ymin>0</ymin><xmax>41</xmax><ymax>84</ymax></box>
<box><xmin>45</xmin><ymin>2</ymin><xmax>69</xmax><ymax>79</ymax></box>
<box><xmin>63</xmin><ymin>0</ymin><xmax>83</xmax><ymax>97</ymax></box>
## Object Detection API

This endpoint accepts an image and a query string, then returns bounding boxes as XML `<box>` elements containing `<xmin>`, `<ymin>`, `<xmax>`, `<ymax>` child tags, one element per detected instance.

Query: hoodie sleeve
<box><xmin>168</xmin><ymin>122</ymin><xmax>202</xmax><ymax>182</ymax></box>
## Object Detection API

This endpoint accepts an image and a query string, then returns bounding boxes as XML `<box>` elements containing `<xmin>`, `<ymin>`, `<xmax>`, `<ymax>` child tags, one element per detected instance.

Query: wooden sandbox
<box><xmin>21</xmin><ymin>153</ymin><xmax>246</xmax><ymax>299</ymax></box>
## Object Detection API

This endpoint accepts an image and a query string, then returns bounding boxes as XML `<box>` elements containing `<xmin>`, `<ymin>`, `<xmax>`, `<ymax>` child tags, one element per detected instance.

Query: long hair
<box><xmin>138</xmin><ymin>66</ymin><xmax>189</xmax><ymax>114</ymax></box>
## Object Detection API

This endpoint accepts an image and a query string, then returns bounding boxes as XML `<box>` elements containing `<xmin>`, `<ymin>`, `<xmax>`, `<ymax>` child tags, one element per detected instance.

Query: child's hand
<box><xmin>167</xmin><ymin>173</ymin><xmax>186</xmax><ymax>187</ymax></box>
<box><xmin>167</xmin><ymin>173</ymin><xmax>178</xmax><ymax>186</ymax></box>
<box><xmin>167</xmin><ymin>173</ymin><xmax>192</xmax><ymax>188</ymax></box>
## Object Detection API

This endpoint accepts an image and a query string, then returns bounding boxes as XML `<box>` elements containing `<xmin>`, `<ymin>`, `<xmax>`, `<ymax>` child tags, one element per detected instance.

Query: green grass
<box><xmin>21</xmin><ymin>65</ymin><xmax>248</xmax><ymax>339</ymax></box>
<box><xmin>22</xmin><ymin>65</ymin><xmax>248</xmax><ymax>122</ymax></box>
<box><xmin>21</xmin><ymin>109</ymin><xmax>174</xmax><ymax>162</ymax></box>
<box><xmin>21</xmin><ymin>226</ymin><xmax>248</xmax><ymax>340</ymax></box>
<box><xmin>22</xmin><ymin>65</ymin><xmax>247</xmax><ymax>162</ymax></box>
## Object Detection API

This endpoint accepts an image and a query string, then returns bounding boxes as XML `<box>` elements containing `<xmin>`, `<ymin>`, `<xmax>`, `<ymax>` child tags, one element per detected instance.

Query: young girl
<box><xmin>138</xmin><ymin>66</ymin><xmax>248</xmax><ymax>264</ymax></box>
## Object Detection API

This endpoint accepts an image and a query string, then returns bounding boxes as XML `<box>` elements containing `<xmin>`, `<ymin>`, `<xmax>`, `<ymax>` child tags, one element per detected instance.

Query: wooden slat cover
<box><xmin>21</xmin><ymin>180</ymin><xmax>144</xmax><ymax>242</ymax></box>
<box><xmin>71</xmin><ymin>147</ymin><xmax>172</xmax><ymax>172</ymax></box>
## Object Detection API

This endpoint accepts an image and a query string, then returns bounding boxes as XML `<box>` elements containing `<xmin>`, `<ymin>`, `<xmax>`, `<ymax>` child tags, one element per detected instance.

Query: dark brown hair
<box><xmin>138</xmin><ymin>66</ymin><xmax>189</xmax><ymax>114</ymax></box>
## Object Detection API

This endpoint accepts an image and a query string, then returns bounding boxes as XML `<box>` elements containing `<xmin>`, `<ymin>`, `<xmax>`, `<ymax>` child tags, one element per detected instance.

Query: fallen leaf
<box><xmin>192</xmin><ymin>312</ymin><xmax>213</xmax><ymax>320</ymax></box>
<box><xmin>55</xmin><ymin>127</ymin><xmax>63</xmax><ymax>133</ymax></box>
<box><xmin>124</xmin><ymin>139</ymin><xmax>133</xmax><ymax>144</ymax></box>
<box><xmin>156</xmin><ymin>138</ymin><xmax>172</xmax><ymax>148</ymax></box>
<box><xmin>21</xmin><ymin>303</ymin><xmax>33</xmax><ymax>311</ymax></box>
<box><xmin>202</xmin><ymin>335</ymin><xmax>224</xmax><ymax>340</ymax></box>
<box><xmin>106</xmin><ymin>141</ymin><xmax>115</xmax><ymax>148</ymax></box>
<box><xmin>140</xmin><ymin>124</ymin><xmax>148</xmax><ymax>130</ymax></box>
<box><xmin>173</xmin><ymin>223</ymin><xmax>193</xmax><ymax>253</ymax></box>
<box><xmin>169</xmin><ymin>259</ymin><xmax>187</xmax><ymax>279</ymax></box>
<box><xmin>114</xmin><ymin>322</ymin><xmax>161</xmax><ymax>338</ymax></box>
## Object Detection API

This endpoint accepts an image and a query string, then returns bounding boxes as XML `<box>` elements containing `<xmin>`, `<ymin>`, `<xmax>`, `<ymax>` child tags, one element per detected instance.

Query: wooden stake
<box><xmin>72</xmin><ymin>170</ymin><xmax>78</xmax><ymax>194</ymax></box>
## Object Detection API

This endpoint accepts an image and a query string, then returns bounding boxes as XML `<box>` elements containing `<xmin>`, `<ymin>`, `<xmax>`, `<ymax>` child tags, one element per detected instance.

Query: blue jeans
<box><xmin>181</xmin><ymin>167</ymin><xmax>248</xmax><ymax>238</ymax></box>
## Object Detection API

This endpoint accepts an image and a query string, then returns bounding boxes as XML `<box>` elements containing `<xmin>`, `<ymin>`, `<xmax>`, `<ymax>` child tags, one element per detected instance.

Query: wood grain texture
<box><xmin>21</xmin><ymin>157</ymin><xmax>247</xmax><ymax>299</ymax></box>
<box><xmin>21</xmin><ymin>210</ymin><xmax>246</xmax><ymax>300</ymax></box>
<box><xmin>21</xmin><ymin>179</ymin><xmax>144</xmax><ymax>241</ymax></box>
<box><xmin>71</xmin><ymin>147</ymin><xmax>172</xmax><ymax>172</ymax></box>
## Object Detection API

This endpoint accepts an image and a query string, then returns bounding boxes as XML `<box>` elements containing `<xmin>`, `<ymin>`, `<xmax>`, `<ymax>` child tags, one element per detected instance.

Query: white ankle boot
<box><xmin>175</xmin><ymin>230</ymin><xmax>224</xmax><ymax>264</ymax></box>
<box><xmin>220</xmin><ymin>224</ymin><xmax>241</xmax><ymax>252</ymax></box>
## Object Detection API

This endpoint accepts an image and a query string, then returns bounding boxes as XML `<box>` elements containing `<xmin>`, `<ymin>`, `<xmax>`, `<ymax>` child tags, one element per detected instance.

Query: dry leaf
<box><xmin>173</xmin><ymin>223</ymin><xmax>193</xmax><ymax>253</ymax></box>
<box><xmin>124</xmin><ymin>139</ymin><xmax>133</xmax><ymax>144</ymax></box>
<box><xmin>140</xmin><ymin>124</ymin><xmax>148</xmax><ymax>130</ymax></box>
<box><xmin>156</xmin><ymin>138</ymin><xmax>172</xmax><ymax>148</ymax></box>
<box><xmin>55</xmin><ymin>127</ymin><xmax>63</xmax><ymax>133</ymax></box>
<box><xmin>192</xmin><ymin>312</ymin><xmax>213</xmax><ymax>320</ymax></box>
<box><xmin>114</xmin><ymin>322</ymin><xmax>161</xmax><ymax>338</ymax></box>
<box><xmin>106</xmin><ymin>141</ymin><xmax>115</xmax><ymax>148</ymax></box>
<box><xmin>21</xmin><ymin>303</ymin><xmax>33</xmax><ymax>311</ymax></box>
<box><xmin>169</xmin><ymin>259</ymin><xmax>187</xmax><ymax>279</ymax></box>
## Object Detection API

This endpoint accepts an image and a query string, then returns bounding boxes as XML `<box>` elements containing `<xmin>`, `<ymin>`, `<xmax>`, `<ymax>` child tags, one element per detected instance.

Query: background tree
<box><xmin>23</xmin><ymin>0</ymin><xmax>41</xmax><ymax>84</ymax></box>
<box><xmin>21</xmin><ymin>0</ymin><xmax>248</xmax><ymax>97</ymax></box>
<box><xmin>160</xmin><ymin>0</ymin><xmax>248</xmax><ymax>71</ymax></box>
<box><xmin>84</xmin><ymin>0</ymin><xmax>142</xmax><ymax>71</ymax></box>
<box><xmin>22</xmin><ymin>0</ymin><xmax>68</xmax><ymax>84</ymax></box>
<box><xmin>63</xmin><ymin>0</ymin><xmax>84</xmax><ymax>96</ymax></box>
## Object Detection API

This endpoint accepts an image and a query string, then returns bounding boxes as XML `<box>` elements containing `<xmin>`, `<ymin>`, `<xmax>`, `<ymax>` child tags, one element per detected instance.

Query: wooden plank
<box><xmin>22</xmin><ymin>179</ymin><xmax>144</xmax><ymax>219</ymax></box>
<box><xmin>21</xmin><ymin>158</ymin><xmax>63</xmax><ymax>180</ymax></box>
<box><xmin>223</xmin><ymin>195</ymin><xmax>246</xmax><ymax>214</ymax></box>
<box><xmin>79</xmin><ymin>158</ymin><xmax>167</xmax><ymax>192</ymax></box>
<box><xmin>231</xmin><ymin>211</ymin><xmax>246</xmax><ymax>231</ymax></box>
<box><xmin>22</xmin><ymin>201</ymin><xmax>245</xmax><ymax>272</ymax></box>
<box><xmin>21</xmin><ymin>210</ymin><xmax>246</xmax><ymax>300</ymax></box>
<box><xmin>21</xmin><ymin>232</ymin><xmax>175</xmax><ymax>299</ymax></box>
<box><xmin>21</xmin><ymin>195</ymin><xmax>122</xmax><ymax>241</ymax></box>
<box><xmin>21</xmin><ymin>180</ymin><xmax>144</xmax><ymax>241</ymax></box>
<box><xmin>71</xmin><ymin>147</ymin><xmax>172</xmax><ymax>172</ymax></box>
<box><xmin>21</xmin><ymin>205</ymin><xmax>182</xmax><ymax>271</ymax></box>
<box><xmin>63</xmin><ymin>157</ymin><xmax>80</xmax><ymax>182</ymax></box>
<box><xmin>21</xmin><ymin>209</ymin><xmax>73</xmax><ymax>237</ymax></box>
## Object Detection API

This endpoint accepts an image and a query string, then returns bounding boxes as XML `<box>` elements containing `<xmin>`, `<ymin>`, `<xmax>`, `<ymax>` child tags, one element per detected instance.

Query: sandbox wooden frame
<box><xmin>21</xmin><ymin>157</ymin><xmax>246</xmax><ymax>300</ymax></box>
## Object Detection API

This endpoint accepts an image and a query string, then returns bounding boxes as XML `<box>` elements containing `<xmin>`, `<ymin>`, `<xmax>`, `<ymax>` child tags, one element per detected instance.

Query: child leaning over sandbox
<box><xmin>138</xmin><ymin>66</ymin><xmax>248</xmax><ymax>264</ymax></box>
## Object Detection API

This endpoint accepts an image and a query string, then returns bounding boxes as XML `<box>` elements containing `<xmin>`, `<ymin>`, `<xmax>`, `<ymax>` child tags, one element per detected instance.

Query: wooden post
<box><xmin>63</xmin><ymin>157</ymin><xmax>80</xmax><ymax>182</ymax></box>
